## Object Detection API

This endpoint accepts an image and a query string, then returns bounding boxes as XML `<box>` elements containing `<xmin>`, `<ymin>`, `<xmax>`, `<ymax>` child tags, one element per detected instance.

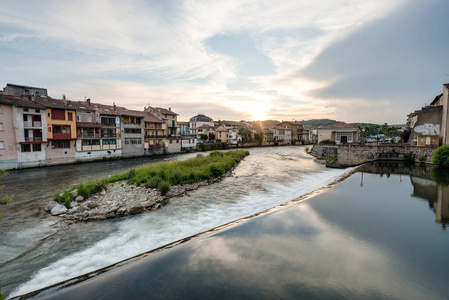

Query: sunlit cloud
<box><xmin>0</xmin><ymin>0</ymin><xmax>420</xmax><ymax>123</ymax></box>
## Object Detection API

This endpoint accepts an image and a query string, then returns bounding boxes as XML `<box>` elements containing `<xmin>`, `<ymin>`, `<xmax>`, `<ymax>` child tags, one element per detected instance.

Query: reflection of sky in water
<box><xmin>42</xmin><ymin>171</ymin><xmax>449</xmax><ymax>300</ymax></box>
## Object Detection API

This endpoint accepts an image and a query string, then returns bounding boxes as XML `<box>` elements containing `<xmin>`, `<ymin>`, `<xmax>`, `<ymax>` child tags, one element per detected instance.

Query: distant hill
<box><xmin>299</xmin><ymin>119</ymin><xmax>340</xmax><ymax>128</ymax></box>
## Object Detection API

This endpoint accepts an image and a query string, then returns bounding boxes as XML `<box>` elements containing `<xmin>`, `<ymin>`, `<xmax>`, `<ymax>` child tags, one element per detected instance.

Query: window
<box><xmin>51</xmin><ymin>109</ymin><xmax>65</xmax><ymax>120</ymax></box>
<box><xmin>0</xmin><ymin>141</ymin><xmax>4</xmax><ymax>149</ymax></box>
<box><xmin>109</xmin><ymin>139</ymin><xmax>116</xmax><ymax>145</ymax></box>
<box><xmin>92</xmin><ymin>139</ymin><xmax>100</xmax><ymax>145</ymax></box>
<box><xmin>53</xmin><ymin>126</ymin><xmax>61</xmax><ymax>134</ymax></box>
<box><xmin>48</xmin><ymin>127</ymin><xmax>51</xmax><ymax>132</ymax></box>
<box><xmin>35</xmin><ymin>109</ymin><xmax>40</xmax><ymax>113</ymax></box>
<box><xmin>52</xmin><ymin>140</ymin><xmax>70</xmax><ymax>148</ymax></box>
<box><xmin>77</xmin><ymin>115</ymin><xmax>81</xmax><ymax>122</ymax></box>
<box><xmin>102</xmin><ymin>139</ymin><xmax>109</xmax><ymax>145</ymax></box>
<box><xmin>125</xmin><ymin>138</ymin><xmax>142</xmax><ymax>145</ymax></box>
<box><xmin>170</xmin><ymin>140</ymin><xmax>172</xmax><ymax>144</ymax></box>
<box><xmin>68</xmin><ymin>112</ymin><xmax>73</xmax><ymax>121</ymax></box>
<box><xmin>24</xmin><ymin>108</ymin><xmax>29</xmax><ymax>112</ymax></box>
<box><xmin>83</xmin><ymin>140</ymin><xmax>91</xmax><ymax>146</ymax></box>
<box><xmin>21</xmin><ymin>144</ymin><xmax>31</xmax><ymax>152</ymax></box>
<box><xmin>33</xmin><ymin>144</ymin><xmax>41</xmax><ymax>152</ymax></box>
<box><xmin>124</xmin><ymin>117</ymin><xmax>130</xmax><ymax>124</ymax></box>
<box><xmin>62</xmin><ymin>126</ymin><xmax>70</xmax><ymax>134</ymax></box>
<box><xmin>0</xmin><ymin>123</ymin><xmax>3</xmax><ymax>130</ymax></box>
<box><xmin>124</xmin><ymin>128</ymin><xmax>142</xmax><ymax>134</ymax></box>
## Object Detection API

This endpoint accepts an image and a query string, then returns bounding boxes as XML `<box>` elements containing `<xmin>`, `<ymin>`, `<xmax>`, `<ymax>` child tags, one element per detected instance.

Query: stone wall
<box><xmin>312</xmin><ymin>144</ymin><xmax>435</xmax><ymax>167</ymax></box>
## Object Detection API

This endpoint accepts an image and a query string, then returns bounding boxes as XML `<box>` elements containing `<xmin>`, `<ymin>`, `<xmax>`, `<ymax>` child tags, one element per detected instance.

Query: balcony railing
<box><xmin>145</xmin><ymin>135</ymin><xmax>165</xmax><ymax>139</ymax></box>
<box><xmin>24</xmin><ymin>137</ymin><xmax>43</xmax><ymax>142</ymax></box>
<box><xmin>101</xmin><ymin>122</ymin><xmax>117</xmax><ymax>126</ymax></box>
<box><xmin>78</xmin><ymin>133</ymin><xmax>101</xmax><ymax>139</ymax></box>
<box><xmin>101</xmin><ymin>134</ymin><xmax>117</xmax><ymax>138</ymax></box>
<box><xmin>147</xmin><ymin>144</ymin><xmax>163</xmax><ymax>148</ymax></box>
<box><xmin>53</xmin><ymin>133</ymin><xmax>72</xmax><ymax>139</ymax></box>
<box><xmin>23</xmin><ymin>121</ymin><xmax>42</xmax><ymax>127</ymax></box>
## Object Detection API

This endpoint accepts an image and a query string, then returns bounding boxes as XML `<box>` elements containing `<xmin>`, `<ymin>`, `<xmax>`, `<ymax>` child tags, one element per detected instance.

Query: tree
<box><xmin>254</xmin><ymin>131</ymin><xmax>264</xmax><ymax>146</ymax></box>
<box><xmin>0</xmin><ymin>167</ymin><xmax>12</xmax><ymax>219</ymax></box>
<box><xmin>238</xmin><ymin>127</ymin><xmax>253</xmax><ymax>143</ymax></box>
<box><xmin>200</xmin><ymin>133</ymin><xmax>208</xmax><ymax>141</ymax></box>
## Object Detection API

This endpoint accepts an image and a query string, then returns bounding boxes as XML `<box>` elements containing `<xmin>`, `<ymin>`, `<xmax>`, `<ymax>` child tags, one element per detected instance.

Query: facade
<box><xmin>189</xmin><ymin>114</ymin><xmax>214</xmax><ymax>136</ymax></box>
<box><xmin>145</xmin><ymin>106</ymin><xmax>179</xmax><ymax>137</ymax></box>
<box><xmin>165</xmin><ymin>137</ymin><xmax>181</xmax><ymax>153</ymax></box>
<box><xmin>177</xmin><ymin>121</ymin><xmax>190</xmax><ymax>136</ymax></box>
<box><xmin>88</xmin><ymin>101</ymin><xmax>123</xmax><ymax>158</ymax></box>
<box><xmin>215</xmin><ymin>127</ymin><xmax>229</xmax><ymax>143</ymax></box>
<box><xmin>118</xmin><ymin>108</ymin><xmax>145</xmax><ymax>157</ymax></box>
<box><xmin>440</xmin><ymin>84</ymin><xmax>449</xmax><ymax>144</ymax></box>
<box><xmin>276</xmin><ymin>121</ymin><xmax>306</xmax><ymax>143</ymax></box>
<box><xmin>3</xmin><ymin>83</ymin><xmax>48</xmax><ymax>97</ymax></box>
<box><xmin>181</xmin><ymin>136</ymin><xmax>197</xmax><ymax>149</ymax></box>
<box><xmin>33</xmin><ymin>97</ymin><xmax>78</xmax><ymax>165</ymax></box>
<box><xmin>317</xmin><ymin>123</ymin><xmax>359</xmax><ymax>144</ymax></box>
<box><xmin>272</xmin><ymin>126</ymin><xmax>292</xmax><ymax>145</ymax></box>
<box><xmin>0</xmin><ymin>98</ymin><xmax>17</xmax><ymax>168</ymax></box>
<box><xmin>144</xmin><ymin>112</ymin><xmax>166</xmax><ymax>152</ymax></box>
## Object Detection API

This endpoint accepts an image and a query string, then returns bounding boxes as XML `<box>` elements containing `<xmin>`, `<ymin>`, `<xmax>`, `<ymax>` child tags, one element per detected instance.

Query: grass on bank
<box><xmin>54</xmin><ymin>150</ymin><xmax>250</xmax><ymax>207</ymax></box>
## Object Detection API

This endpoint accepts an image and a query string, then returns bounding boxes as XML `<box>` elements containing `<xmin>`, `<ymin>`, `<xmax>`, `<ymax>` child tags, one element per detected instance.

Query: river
<box><xmin>1</xmin><ymin>146</ymin><xmax>348</xmax><ymax>298</ymax></box>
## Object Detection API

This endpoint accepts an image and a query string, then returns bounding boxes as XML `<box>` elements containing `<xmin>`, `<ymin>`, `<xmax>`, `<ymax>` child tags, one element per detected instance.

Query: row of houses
<box><xmin>0</xmin><ymin>84</ymin><xmax>188</xmax><ymax>169</ymax></box>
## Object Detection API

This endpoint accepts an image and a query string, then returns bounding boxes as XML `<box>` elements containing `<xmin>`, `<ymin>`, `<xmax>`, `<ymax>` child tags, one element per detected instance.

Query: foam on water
<box><xmin>10</xmin><ymin>147</ymin><xmax>349</xmax><ymax>297</ymax></box>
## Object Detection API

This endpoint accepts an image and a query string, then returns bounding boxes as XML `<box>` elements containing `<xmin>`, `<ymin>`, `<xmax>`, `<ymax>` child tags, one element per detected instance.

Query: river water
<box><xmin>1</xmin><ymin>146</ymin><xmax>348</xmax><ymax>298</ymax></box>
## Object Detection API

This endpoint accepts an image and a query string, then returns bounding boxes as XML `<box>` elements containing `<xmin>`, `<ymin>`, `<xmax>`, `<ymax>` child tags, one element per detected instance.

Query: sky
<box><xmin>1</xmin><ymin>0</ymin><xmax>448</xmax><ymax>124</ymax></box>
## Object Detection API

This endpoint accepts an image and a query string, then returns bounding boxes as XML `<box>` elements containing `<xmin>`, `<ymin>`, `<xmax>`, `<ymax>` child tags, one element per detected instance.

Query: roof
<box><xmin>197</xmin><ymin>124</ymin><xmax>214</xmax><ymax>130</ymax></box>
<box><xmin>178</xmin><ymin>121</ymin><xmax>189</xmax><ymax>125</ymax></box>
<box><xmin>272</xmin><ymin>125</ymin><xmax>291</xmax><ymax>130</ymax></box>
<box><xmin>155</xmin><ymin>107</ymin><xmax>178</xmax><ymax>116</ymax></box>
<box><xmin>5</xmin><ymin>83</ymin><xmax>47</xmax><ymax>90</ymax></box>
<box><xmin>143</xmin><ymin>112</ymin><xmax>164</xmax><ymax>123</ymax></box>
<box><xmin>318</xmin><ymin>123</ymin><xmax>358</xmax><ymax>130</ymax></box>
<box><xmin>216</xmin><ymin>127</ymin><xmax>228</xmax><ymax>132</ymax></box>
<box><xmin>89</xmin><ymin>102</ymin><xmax>120</xmax><ymax>116</ymax></box>
<box><xmin>0</xmin><ymin>95</ymin><xmax>45</xmax><ymax>109</ymax></box>
<box><xmin>33</xmin><ymin>96</ymin><xmax>95</xmax><ymax>111</ymax></box>
<box><xmin>220</xmin><ymin>120</ymin><xmax>248</xmax><ymax>127</ymax></box>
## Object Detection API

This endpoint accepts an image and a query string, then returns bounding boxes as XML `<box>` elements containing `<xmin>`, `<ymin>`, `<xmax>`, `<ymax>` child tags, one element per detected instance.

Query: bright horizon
<box><xmin>1</xmin><ymin>0</ymin><xmax>448</xmax><ymax>124</ymax></box>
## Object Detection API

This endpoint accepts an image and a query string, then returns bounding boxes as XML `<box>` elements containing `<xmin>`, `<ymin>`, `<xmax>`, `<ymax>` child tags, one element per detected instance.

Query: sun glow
<box><xmin>251</xmin><ymin>104</ymin><xmax>269</xmax><ymax>121</ymax></box>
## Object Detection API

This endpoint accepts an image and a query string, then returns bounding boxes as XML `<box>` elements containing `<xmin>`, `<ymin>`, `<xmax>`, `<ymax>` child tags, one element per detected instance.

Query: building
<box><xmin>145</xmin><ymin>106</ymin><xmax>179</xmax><ymax>137</ymax></box>
<box><xmin>440</xmin><ymin>84</ymin><xmax>449</xmax><ymax>144</ymax></box>
<box><xmin>116</xmin><ymin>107</ymin><xmax>146</xmax><ymax>157</ymax></box>
<box><xmin>189</xmin><ymin>114</ymin><xmax>214</xmax><ymax>136</ymax></box>
<box><xmin>177</xmin><ymin>121</ymin><xmax>190</xmax><ymax>136</ymax></box>
<box><xmin>317</xmin><ymin>123</ymin><xmax>359</xmax><ymax>144</ymax></box>
<box><xmin>272</xmin><ymin>126</ymin><xmax>292</xmax><ymax>145</ymax></box>
<box><xmin>406</xmin><ymin>92</ymin><xmax>443</xmax><ymax>146</ymax></box>
<box><xmin>276</xmin><ymin>121</ymin><xmax>306</xmax><ymax>143</ymax></box>
<box><xmin>181</xmin><ymin>136</ymin><xmax>197</xmax><ymax>150</ymax></box>
<box><xmin>2</xmin><ymin>83</ymin><xmax>48</xmax><ymax>97</ymax></box>
<box><xmin>215</xmin><ymin>127</ymin><xmax>229</xmax><ymax>143</ymax></box>
<box><xmin>144</xmin><ymin>112</ymin><xmax>166</xmax><ymax>151</ymax></box>
<box><xmin>88</xmin><ymin>101</ymin><xmax>123</xmax><ymax>158</ymax></box>
<box><xmin>0</xmin><ymin>95</ymin><xmax>48</xmax><ymax>168</ymax></box>
<box><xmin>33</xmin><ymin>96</ymin><xmax>78</xmax><ymax>165</ymax></box>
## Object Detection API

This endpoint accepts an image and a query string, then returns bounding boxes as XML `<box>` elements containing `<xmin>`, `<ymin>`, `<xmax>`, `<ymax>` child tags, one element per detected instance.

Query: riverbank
<box><xmin>48</xmin><ymin>150</ymin><xmax>250</xmax><ymax>222</ymax></box>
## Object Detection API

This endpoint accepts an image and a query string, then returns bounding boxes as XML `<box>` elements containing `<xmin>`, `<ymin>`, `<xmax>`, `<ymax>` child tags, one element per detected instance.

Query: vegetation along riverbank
<box><xmin>48</xmin><ymin>150</ymin><xmax>250</xmax><ymax>222</ymax></box>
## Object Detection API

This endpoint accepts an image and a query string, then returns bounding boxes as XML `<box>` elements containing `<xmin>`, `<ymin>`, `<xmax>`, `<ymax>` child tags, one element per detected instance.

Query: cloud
<box><xmin>0</xmin><ymin>0</ymin><xmax>414</xmax><ymax>123</ymax></box>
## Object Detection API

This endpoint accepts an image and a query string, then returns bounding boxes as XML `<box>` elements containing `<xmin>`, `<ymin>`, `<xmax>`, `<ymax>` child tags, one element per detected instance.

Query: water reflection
<box><xmin>35</xmin><ymin>161</ymin><xmax>449</xmax><ymax>300</ymax></box>
<box><xmin>358</xmin><ymin>162</ymin><xmax>449</xmax><ymax>229</ymax></box>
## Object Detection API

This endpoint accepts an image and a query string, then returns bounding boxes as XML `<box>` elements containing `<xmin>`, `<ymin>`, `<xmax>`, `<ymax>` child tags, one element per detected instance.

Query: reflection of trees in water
<box><xmin>357</xmin><ymin>161</ymin><xmax>449</xmax><ymax>230</ymax></box>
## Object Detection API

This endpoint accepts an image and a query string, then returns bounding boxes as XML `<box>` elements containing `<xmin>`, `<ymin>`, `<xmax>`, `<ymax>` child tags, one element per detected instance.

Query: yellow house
<box><xmin>144</xmin><ymin>106</ymin><xmax>179</xmax><ymax>137</ymax></box>
<box><xmin>144</xmin><ymin>112</ymin><xmax>166</xmax><ymax>148</ymax></box>
<box><xmin>215</xmin><ymin>127</ymin><xmax>229</xmax><ymax>143</ymax></box>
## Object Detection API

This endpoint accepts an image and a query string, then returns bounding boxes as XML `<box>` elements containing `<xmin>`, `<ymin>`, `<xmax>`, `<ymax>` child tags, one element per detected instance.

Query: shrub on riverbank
<box><xmin>432</xmin><ymin>145</ymin><xmax>449</xmax><ymax>168</ymax></box>
<box><xmin>54</xmin><ymin>150</ymin><xmax>249</xmax><ymax>205</ymax></box>
<box><xmin>319</xmin><ymin>139</ymin><xmax>336</xmax><ymax>146</ymax></box>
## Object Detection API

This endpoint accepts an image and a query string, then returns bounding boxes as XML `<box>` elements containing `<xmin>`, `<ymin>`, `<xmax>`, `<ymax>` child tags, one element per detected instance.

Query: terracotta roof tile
<box><xmin>0</xmin><ymin>95</ymin><xmax>45</xmax><ymax>109</ymax></box>
<box><xmin>318</xmin><ymin>123</ymin><xmax>358</xmax><ymax>129</ymax></box>
<box><xmin>143</xmin><ymin>112</ymin><xmax>164</xmax><ymax>123</ymax></box>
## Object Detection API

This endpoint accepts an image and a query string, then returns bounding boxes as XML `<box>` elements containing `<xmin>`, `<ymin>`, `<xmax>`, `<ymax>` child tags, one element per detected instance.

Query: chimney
<box><xmin>113</xmin><ymin>102</ymin><xmax>116</xmax><ymax>111</ymax></box>
<box><xmin>86</xmin><ymin>98</ymin><xmax>91</xmax><ymax>106</ymax></box>
<box><xmin>169</xmin><ymin>107</ymin><xmax>171</xmax><ymax>111</ymax></box>
<box><xmin>62</xmin><ymin>94</ymin><xmax>66</xmax><ymax>101</ymax></box>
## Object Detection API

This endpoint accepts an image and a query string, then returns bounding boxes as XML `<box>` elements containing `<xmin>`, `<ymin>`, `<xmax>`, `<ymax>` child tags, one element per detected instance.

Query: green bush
<box><xmin>319</xmin><ymin>139</ymin><xmax>336</xmax><ymax>146</ymax></box>
<box><xmin>64</xmin><ymin>198</ymin><xmax>72</xmax><ymax>209</ymax></box>
<box><xmin>158</xmin><ymin>181</ymin><xmax>171</xmax><ymax>195</ymax></box>
<box><xmin>404</xmin><ymin>152</ymin><xmax>415</xmax><ymax>162</ymax></box>
<box><xmin>146</xmin><ymin>175</ymin><xmax>163</xmax><ymax>188</ymax></box>
<box><xmin>128</xmin><ymin>168</ymin><xmax>136</xmax><ymax>179</ymax></box>
<box><xmin>209</xmin><ymin>164</ymin><xmax>225</xmax><ymax>177</ymax></box>
<box><xmin>199</xmin><ymin>144</ymin><xmax>207</xmax><ymax>151</ymax></box>
<box><xmin>432</xmin><ymin>145</ymin><xmax>449</xmax><ymax>168</ymax></box>
<box><xmin>418</xmin><ymin>155</ymin><xmax>426</xmax><ymax>163</ymax></box>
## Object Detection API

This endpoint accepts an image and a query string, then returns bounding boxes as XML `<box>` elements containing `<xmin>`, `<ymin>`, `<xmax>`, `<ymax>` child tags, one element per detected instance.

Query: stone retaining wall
<box><xmin>312</xmin><ymin>144</ymin><xmax>435</xmax><ymax>167</ymax></box>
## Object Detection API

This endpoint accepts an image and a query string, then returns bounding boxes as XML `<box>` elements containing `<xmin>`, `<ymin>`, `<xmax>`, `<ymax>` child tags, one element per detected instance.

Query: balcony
<box><xmin>78</xmin><ymin>133</ymin><xmax>101</xmax><ymax>139</ymax></box>
<box><xmin>145</xmin><ymin>135</ymin><xmax>165</xmax><ymax>139</ymax></box>
<box><xmin>24</xmin><ymin>137</ymin><xmax>43</xmax><ymax>142</ymax></box>
<box><xmin>53</xmin><ymin>133</ymin><xmax>72</xmax><ymax>139</ymax></box>
<box><xmin>101</xmin><ymin>122</ymin><xmax>117</xmax><ymax>127</ymax></box>
<box><xmin>101</xmin><ymin>134</ymin><xmax>117</xmax><ymax>138</ymax></box>
<box><xmin>23</xmin><ymin>121</ymin><xmax>42</xmax><ymax>128</ymax></box>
